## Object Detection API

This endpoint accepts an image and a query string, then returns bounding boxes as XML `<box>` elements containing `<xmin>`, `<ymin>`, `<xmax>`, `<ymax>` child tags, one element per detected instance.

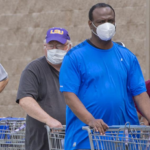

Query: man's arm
<box><xmin>63</xmin><ymin>92</ymin><xmax>108</xmax><ymax>134</ymax></box>
<box><xmin>19</xmin><ymin>97</ymin><xmax>63</xmax><ymax>128</ymax></box>
<box><xmin>134</xmin><ymin>92</ymin><xmax>150</xmax><ymax>123</ymax></box>
<box><xmin>0</xmin><ymin>78</ymin><xmax>8</xmax><ymax>92</ymax></box>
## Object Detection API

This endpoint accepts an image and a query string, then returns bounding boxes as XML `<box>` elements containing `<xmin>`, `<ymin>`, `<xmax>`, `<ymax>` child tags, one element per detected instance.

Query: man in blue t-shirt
<box><xmin>59</xmin><ymin>3</ymin><xmax>150</xmax><ymax>150</ymax></box>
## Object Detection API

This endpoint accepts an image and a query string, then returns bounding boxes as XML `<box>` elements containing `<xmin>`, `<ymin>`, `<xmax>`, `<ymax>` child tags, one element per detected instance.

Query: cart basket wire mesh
<box><xmin>83</xmin><ymin>124</ymin><xmax>150</xmax><ymax>150</ymax></box>
<box><xmin>0</xmin><ymin>119</ymin><xmax>26</xmax><ymax>150</ymax></box>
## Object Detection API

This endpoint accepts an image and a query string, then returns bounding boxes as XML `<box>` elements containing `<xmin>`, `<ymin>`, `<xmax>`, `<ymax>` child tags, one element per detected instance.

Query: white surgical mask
<box><xmin>46</xmin><ymin>49</ymin><xmax>67</xmax><ymax>65</ymax></box>
<box><xmin>92</xmin><ymin>22</ymin><xmax>116</xmax><ymax>41</ymax></box>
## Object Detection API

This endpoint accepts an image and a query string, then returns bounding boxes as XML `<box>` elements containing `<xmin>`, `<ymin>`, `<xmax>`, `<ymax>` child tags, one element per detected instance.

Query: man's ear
<box><xmin>43</xmin><ymin>45</ymin><xmax>47</xmax><ymax>56</ymax></box>
<box><xmin>88</xmin><ymin>20</ymin><xmax>93</xmax><ymax>30</ymax></box>
<box><xmin>43</xmin><ymin>44</ymin><xmax>46</xmax><ymax>49</ymax></box>
<box><xmin>67</xmin><ymin>44</ymin><xmax>72</xmax><ymax>52</ymax></box>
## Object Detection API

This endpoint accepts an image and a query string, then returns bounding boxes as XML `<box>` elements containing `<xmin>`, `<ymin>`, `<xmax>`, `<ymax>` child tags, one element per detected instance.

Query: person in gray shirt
<box><xmin>0</xmin><ymin>63</ymin><xmax>8</xmax><ymax>92</ymax></box>
<box><xmin>16</xmin><ymin>27</ymin><xmax>72</xmax><ymax>150</ymax></box>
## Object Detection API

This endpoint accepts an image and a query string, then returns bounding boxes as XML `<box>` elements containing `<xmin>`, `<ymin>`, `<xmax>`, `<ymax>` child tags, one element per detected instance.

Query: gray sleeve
<box><xmin>0</xmin><ymin>64</ymin><xmax>8</xmax><ymax>81</ymax></box>
<box><xmin>16</xmin><ymin>63</ymin><xmax>40</xmax><ymax>103</ymax></box>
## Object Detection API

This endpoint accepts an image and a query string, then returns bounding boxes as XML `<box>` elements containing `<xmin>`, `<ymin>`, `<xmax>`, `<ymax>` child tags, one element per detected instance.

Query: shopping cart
<box><xmin>83</xmin><ymin>123</ymin><xmax>150</xmax><ymax>150</ymax></box>
<box><xmin>45</xmin><ymin>125</ymin><xmax>66</xmax><ymax>150</ymax></box>
<box><xmin>0</xmin><ymin>118</ymin><xmax>26</xmax><ymax>150</ymax></box>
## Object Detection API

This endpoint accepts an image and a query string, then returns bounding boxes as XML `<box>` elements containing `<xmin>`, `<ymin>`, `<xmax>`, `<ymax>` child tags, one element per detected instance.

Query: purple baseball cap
<box><xmin>45</xmin><ymin>27</ymin><xmax>70</xmax><ymax>44</ymax></box>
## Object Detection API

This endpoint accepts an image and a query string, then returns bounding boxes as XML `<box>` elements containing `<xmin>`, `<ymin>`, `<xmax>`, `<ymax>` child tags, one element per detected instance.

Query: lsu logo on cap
<box><xmin>50</xmin><ymin>29</ymin><xmax>64</xmax><ymax>35</ymax></box>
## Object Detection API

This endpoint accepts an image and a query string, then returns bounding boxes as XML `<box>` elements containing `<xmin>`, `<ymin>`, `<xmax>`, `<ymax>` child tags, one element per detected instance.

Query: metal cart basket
<box><xmin>0</xmin><ymin>118</ymin><xmax>26</xmax><ymax>150</ymax></box>
<box><xmin>83</xmin><ymin>124</ymin><xmax>150</xmax><ymax>150</ymax></box>
<box><xmin>45</xmin><ymin>125</ymin><xmax>66</xmax><ymax>150</ymax></box>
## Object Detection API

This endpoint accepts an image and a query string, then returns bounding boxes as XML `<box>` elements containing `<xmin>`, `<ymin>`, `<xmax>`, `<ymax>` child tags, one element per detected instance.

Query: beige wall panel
<box><xmin>0</xmin><ymin>105</ymin><xmax>26</xmax><ymax>117</ymax></box>
<box><xmin>0</xmin><ymin>0</ymin><xmax>148</xmax><ymax>117</ymax></box>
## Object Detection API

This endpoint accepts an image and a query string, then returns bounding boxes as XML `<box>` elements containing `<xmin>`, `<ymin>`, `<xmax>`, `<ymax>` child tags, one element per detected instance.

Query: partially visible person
<box><xmin>0</xmin><ymin>63</ymin><xmax>8</xmax><ymax>92</ymax></box>
<box><xmin>16</xmin><ymin>27</ymin><xmax>72</xmax><ymax>150</ymax></box>
<box><xmin>145</xmin><ymin>80</ymin><xmax>150</xmax><ymax>96</ymax></box>
<box><xmin>138</xmin><ymin>80</ymin><xmax>150</xmax><ymax>125</ymax></box>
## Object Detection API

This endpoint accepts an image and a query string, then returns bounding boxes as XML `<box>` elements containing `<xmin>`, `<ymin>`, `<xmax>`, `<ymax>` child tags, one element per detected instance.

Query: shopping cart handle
<box><xmin>82</xmin><ymin>126</ymin><xmax>90</xmax><ymax>130</ymax></box>
<box><xmin>83</xmin><ymin>125</ymin><xmax>150</xmax><ymax>132</ymax></box>
<box><xmin>45</xmin><ymin>125</ymin><xmax>66</xmax><ymax>130</ymax></box>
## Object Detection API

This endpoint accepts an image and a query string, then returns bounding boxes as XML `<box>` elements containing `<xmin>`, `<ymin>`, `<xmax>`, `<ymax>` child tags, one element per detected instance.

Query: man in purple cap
<box><xmin>16</xmin><ymin>27</ymin><xmax>72</xmax><ymax>150</ymax></box>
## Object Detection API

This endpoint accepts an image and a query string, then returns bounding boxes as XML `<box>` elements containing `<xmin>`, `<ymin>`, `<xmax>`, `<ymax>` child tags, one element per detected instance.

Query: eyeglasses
<box><xmin>46</xmin><ymin>43</ymin><xmax>68</xmax><ymax>49</ymax></box>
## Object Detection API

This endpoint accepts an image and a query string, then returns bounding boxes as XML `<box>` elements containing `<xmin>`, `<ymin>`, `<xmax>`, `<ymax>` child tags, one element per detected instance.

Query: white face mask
<box><xmin>46</xmin><ymin>49</ymin><xmax>67</xmax><ymax>65</ymax></box>
<box><xmin>92</xmin><ymin>22</ymin><xmax>116</xmax><ymax>41</ymax></box>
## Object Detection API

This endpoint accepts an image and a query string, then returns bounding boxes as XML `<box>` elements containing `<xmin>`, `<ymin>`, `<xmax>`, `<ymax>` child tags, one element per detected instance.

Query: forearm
<box><xmin>19</xmin><ymin>97</ymin><xmax>54</xmax><ymax>124</ymax></box>
<box><xmin>63</xmin><ymin>92</ymin><xmax>95</xmax><ymax>125</ymax></box>
<box><xmin>134</xmin><ymin>92</ymin><xmax>150</xmax><ymax>123</ymax></box>
<box><xmin>0</xmin><ymin>78</ymin><xmax>8</xmax><ymax>92</ymax></box>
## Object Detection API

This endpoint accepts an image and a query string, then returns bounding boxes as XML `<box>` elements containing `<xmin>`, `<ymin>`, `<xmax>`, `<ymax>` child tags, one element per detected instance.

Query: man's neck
<box><xmin>51</xmin><ymin>65</ymin><xmax>61</xmax><ymax>72</ymax></box>
<box><xmin>89</xmin><ymin>35</ymin><xmax>113</xmax><ymax>50</ymax></box>
<box><xmin>47</xmin><ymin>61</ymin><xmax>61</xmax><ymax>72</ymax></box>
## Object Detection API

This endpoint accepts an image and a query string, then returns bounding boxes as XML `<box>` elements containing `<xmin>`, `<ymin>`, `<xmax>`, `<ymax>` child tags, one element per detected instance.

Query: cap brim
<box><xmin>46</xmin><ymin>37</ymin><xmax>67</xmax><ymax>44</ymax></box>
